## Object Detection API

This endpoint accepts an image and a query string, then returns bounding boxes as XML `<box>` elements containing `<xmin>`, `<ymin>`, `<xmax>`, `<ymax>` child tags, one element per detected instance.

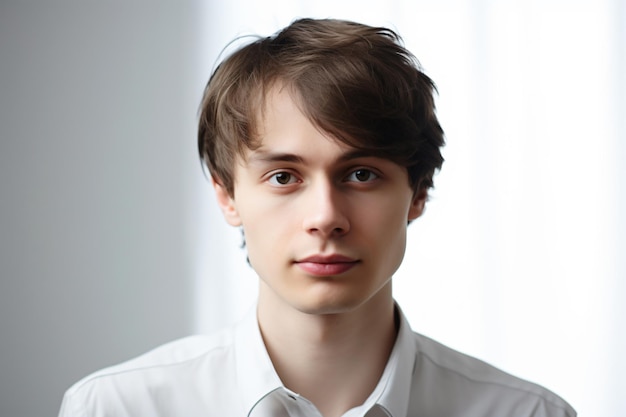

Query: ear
<box><xmin>212</xmin><ymin>177</ymin><xmax>242</xmax><ymax>227</ymax></box>
<box><xmin>407</xmin><ymin>188</ymin><xmax>428</xmax><ymax>221</ymax></box>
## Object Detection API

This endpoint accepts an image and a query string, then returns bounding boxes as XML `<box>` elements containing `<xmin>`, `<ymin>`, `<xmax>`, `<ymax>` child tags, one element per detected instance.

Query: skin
<box><xmin>213</xmin><ymin>85</ymin><xmax>426</xmax><ymax>417</ymax></box>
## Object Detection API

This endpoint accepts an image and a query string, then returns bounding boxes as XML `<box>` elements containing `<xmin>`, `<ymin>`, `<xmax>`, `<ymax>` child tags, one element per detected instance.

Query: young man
<box><xmin>59</xmin><ymin>18</ymin><xmax>576</xmax><ymax>417</ymax></box>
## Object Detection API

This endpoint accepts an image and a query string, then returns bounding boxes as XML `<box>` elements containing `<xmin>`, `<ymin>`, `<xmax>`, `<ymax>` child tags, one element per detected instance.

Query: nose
<box><xmin>301</xmin><ymin>179</ymin><xmax>350</xmax><ymax>238</ymax></box>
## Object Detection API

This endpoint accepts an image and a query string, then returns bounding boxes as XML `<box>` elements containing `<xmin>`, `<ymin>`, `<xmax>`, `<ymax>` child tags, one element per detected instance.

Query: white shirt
<box><xmin>59</xmin><ymin>305</ymin><xmax>576</xmax><ymax>417</ymax></box>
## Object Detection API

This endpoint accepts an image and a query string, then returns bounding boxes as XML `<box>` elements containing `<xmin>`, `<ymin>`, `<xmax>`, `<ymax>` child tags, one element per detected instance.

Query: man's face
<box><xmin>214</xmin><ymin>87</ymin><xmax>425</xmax><ymax>315</ymax></box>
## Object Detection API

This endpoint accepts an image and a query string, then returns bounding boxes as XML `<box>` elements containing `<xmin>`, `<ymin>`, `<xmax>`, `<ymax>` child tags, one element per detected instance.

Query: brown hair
<box><xmin>198</xmin><ymin>18</ymin><xmax>444</xmax><ymax>196</ymax></box>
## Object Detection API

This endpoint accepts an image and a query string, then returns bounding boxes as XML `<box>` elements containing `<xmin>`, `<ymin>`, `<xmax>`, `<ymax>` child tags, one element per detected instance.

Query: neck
<box><xmin>257</xmin><ymin>282</ymin><xmax>397</xmax><ymax>417</ymax></box>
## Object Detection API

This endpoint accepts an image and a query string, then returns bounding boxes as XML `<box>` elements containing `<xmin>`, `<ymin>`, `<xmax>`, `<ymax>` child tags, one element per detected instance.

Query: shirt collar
<box><xmin>234</xmin><ymin>306</ymin><xmax>283</xmax><ymax>415</ymax></box>
<box><xmin>371</xmin><ymin>304</ymin><xmax>416</xmax><ymax>417</ymax></box>
<box><xmin>340</xmin><ymin>303</ymin><xmax>415</xmax><ymax>417</ymax></box>
<box><xmin>234</xmin><ymin>303</ymin><xmax>417</xmax><ymax>417</ymax></box>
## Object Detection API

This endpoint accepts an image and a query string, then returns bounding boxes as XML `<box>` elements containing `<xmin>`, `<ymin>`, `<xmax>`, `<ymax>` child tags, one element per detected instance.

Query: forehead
<box><xmin>235</xmin><ymin>83</ymin><xmax>405</xmax><ymax>174</ymax></box>
<box><xmin>254</xmin><ymin>84</ymin><xmax>313</xmax><ymax>138</ymax></box>
<box><xmin>235</xmin><ymin>87</ymin><xmax>405</xmax><ymax>178</ymax></box>
<box><xmin>244</xmin><ymin>85</ymin><xmax>351</xmax><ymax>158</ymax></box>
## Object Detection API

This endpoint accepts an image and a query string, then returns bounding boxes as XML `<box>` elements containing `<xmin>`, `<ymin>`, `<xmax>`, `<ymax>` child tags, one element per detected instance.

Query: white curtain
<box><xmin>192</xmin><ymin>2</ymin><xmax>625</xmax><ymax>416</ymax></box>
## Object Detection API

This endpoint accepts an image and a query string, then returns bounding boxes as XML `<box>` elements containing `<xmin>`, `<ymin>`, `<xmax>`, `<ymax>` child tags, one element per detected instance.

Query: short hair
<box><xmin>198</xmin><ymin>18</ymin><xmax>444</xmax><ymax>197</ymax></box>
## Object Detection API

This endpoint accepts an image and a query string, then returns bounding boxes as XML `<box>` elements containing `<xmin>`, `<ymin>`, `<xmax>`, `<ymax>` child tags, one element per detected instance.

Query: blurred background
<box><xmin>0</xmin><ymin>1</ymin><xmax>623</xmax><ymax>416</ymax></box>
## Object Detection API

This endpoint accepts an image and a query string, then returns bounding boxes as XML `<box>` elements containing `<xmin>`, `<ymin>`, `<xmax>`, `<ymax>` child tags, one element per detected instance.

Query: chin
<box><xmin>290</xmin><ymin>288</ymin><xmax>373</xmax><ymax>316</ymax></box>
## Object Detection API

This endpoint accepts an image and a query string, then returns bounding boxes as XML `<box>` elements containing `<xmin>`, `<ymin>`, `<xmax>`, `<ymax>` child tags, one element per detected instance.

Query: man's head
<box><xmin>198</xmin><ymin>18</ymin><xmax>444</xmax><ymax>198</ymax></box>
<box><xmin>198</xmin><ymin>18</ymin><xmax>446</xmax><ymax>315</ymax></box>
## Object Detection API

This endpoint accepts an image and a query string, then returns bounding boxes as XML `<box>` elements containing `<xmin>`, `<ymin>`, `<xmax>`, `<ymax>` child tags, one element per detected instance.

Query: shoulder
<box><xmin>71</xmin><ymin>330</ymin><xmax>233</xmax><ymax>390</ymax></box>
<box><xmin>59</xmin><ymin>329</ymin><xmax>238</xmax><ymax>416</ymax></box>
<box><xmin>408</xmin><ymin>332</ymin><xmax>576</xmax><ymax>417</ymax></box>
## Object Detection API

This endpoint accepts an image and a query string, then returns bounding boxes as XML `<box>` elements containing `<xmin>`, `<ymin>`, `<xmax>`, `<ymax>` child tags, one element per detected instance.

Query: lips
<box><xmin>294</xmin><ymin>254</ymin><xmax>359</xmax><ymax>276</ymax></box>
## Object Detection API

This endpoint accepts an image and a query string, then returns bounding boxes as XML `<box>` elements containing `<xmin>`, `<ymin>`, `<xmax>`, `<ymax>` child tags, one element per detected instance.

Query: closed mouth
<box><xmin>294</xmin><ymin>254</ymin><xmax>360</xmax><ymax>276</ymax></box>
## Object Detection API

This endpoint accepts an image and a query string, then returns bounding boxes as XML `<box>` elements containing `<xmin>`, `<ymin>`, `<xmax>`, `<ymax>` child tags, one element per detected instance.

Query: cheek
<box><xmin>364</xmin><ymin>199</ymin><xmax>410</xmax><ymax>263</ymax></box>
<box><xmin>237</xmin><ymin>198</ymin><xmax>293</xmax><ymax>267</ymax></box>
<box><xmin>359</xmin><ymin>194</ymin><xmax>412</xmax><ymax>230</ymax></box>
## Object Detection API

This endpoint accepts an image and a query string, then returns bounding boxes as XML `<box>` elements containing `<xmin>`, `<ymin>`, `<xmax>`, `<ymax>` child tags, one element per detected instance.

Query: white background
<box><xmin>1</xmin><ymin>1</ymin><xmax>623</xmax><ymax>416</ymax></box>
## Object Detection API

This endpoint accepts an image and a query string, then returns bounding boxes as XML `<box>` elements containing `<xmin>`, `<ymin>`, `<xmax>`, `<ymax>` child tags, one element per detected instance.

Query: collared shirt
<box><xmin>59</xmin><ymin>305</ymin><xmax>576</xmax><ymax>417</ymax></box>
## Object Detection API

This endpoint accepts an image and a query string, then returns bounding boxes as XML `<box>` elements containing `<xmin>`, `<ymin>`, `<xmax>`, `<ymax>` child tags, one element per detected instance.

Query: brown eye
<box><xmin>269</xmin><ymin>172</ymin><xmax>295</xmax><ymax>185</ymax></box>
<box><xmin>347</xmin><ymin>169</ymin><xmax>378</xmax><ymax>183</ymax></box>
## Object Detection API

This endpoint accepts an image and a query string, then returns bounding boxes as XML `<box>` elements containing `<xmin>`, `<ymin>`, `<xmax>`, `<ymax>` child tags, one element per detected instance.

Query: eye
<box><xmin>346</xmin><ymin>169</ymin><xmax>378</xmax><ymax>183</ymax></box>
<box><xmin>268</xmin><ymin>171</ymin><xmax>298</xmax><ymax>185</ymax></box>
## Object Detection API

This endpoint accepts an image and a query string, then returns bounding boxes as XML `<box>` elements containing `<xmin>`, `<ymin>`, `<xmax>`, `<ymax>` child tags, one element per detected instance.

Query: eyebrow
<box><xmin>337</xmin><ymin>149</ymin><xmax>382</xmax><ymax>163</ymax></box>
<box><xmin>247</xmin><ymin>149</ymin><xmax>381</xmax><ymax>166</ymax></box>
<box><xmin>247</xmin><ymin>151</ymin><xmax>305</xmax><ymax>165</ymax></box>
